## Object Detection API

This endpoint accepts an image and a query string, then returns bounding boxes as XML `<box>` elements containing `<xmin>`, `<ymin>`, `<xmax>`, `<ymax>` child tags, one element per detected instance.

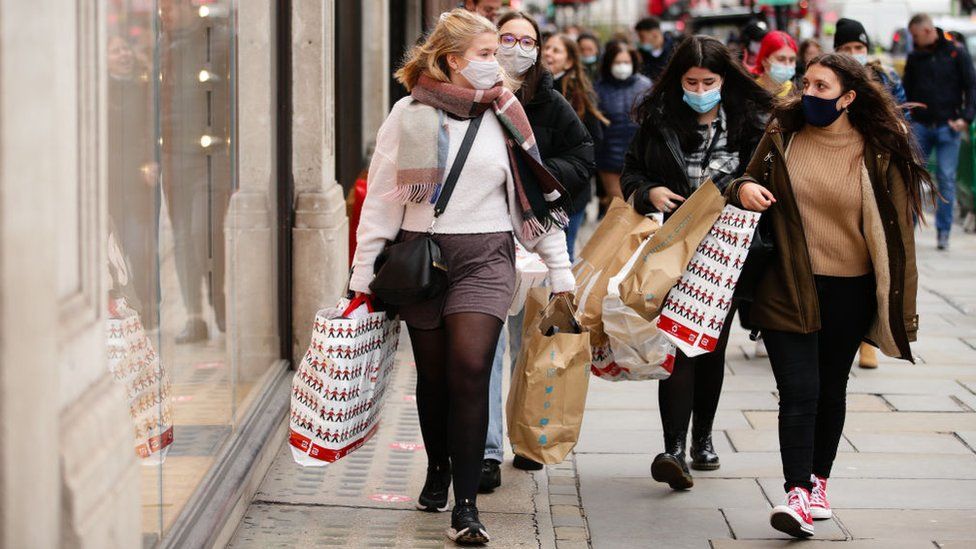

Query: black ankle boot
<box><xmin>690</xmin><ymin>433</ymin><xmax>721</xmax><ymax>471</ymax></box>
<box><xmin>690</xmin><ymin>419</ymin><xmax>721</xmax><ymax>471</ymax></box>
<box><xmin>651</xmin><ymin>431</ymin><xmax>693</xmax><ymax>490</ymax></box>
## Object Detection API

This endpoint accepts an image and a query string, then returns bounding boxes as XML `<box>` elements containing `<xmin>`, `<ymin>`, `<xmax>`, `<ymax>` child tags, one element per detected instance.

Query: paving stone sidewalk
<box><xmin>229</xmin><ymin>226</ymin><xmax>976</xmax><ymax>548</ymax></box>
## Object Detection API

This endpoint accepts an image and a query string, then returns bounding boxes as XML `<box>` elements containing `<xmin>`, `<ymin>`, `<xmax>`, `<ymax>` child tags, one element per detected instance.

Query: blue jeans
<box><xmin>485</xmin><ymin>310</ymin><xmax>525</xmax><ymax>462</ymax></box>
<box><xmin>912</xmin><ymin>122</ymin><xmax>961</xmax><ymax>233</ymax></box>
<box><xmin>565</xmin><ymin>210</ymin><xmax>586</xmax><ymax>262</ymax></box>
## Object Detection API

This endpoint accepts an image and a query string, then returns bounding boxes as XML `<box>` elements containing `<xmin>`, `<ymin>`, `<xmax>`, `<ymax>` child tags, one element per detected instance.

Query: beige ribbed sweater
<box><xmin>786</xmin><ymin>115</ymin><xmax>872</xmax><ymax>277</ymax></box>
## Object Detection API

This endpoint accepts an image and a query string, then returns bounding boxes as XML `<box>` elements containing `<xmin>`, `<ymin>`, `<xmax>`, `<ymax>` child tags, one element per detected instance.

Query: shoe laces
<box><xmin>454</xmin><ymin>501</ymin><xmax>481</xmax><ymax>524</ymax></box>
<box><xmin>787</xmin><ymin>487</ymin><xmax>810</xmax><ymax>513</ymax></box>
<box><xmin>810</xmin><ymin>475</ymin><xmax>828</xmax><ymax>508</ymax></box>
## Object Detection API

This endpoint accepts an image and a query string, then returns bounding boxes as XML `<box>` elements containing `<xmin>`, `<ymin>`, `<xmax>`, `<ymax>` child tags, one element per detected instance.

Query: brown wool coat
<box><xmin>726</xmin><ymin>123</ymin><xmax>919</xmax><ymax>362</ymax></box>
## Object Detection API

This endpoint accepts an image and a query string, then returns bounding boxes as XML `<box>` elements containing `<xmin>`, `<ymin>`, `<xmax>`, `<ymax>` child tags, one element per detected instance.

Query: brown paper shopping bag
<box><xmin>507</xmin><ymin>288</ymin><xmax>592</xmax><ymax>465</ymax></box>
<box><xmin>572</xmin><ymin>198</ymin><xmax>658</xmax><ymax>346</ymax></box>
<box><xmin>618</xmin><ymin>181</ymin><xmax>725</xmax><ymax>322</ymax></box>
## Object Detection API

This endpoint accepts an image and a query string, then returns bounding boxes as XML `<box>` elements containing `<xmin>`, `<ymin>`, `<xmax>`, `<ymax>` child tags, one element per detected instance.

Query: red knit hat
<box><xmin>752</xmin><ymin>31</ymin><xmax>798</xmax><ymax>76</ymax></box>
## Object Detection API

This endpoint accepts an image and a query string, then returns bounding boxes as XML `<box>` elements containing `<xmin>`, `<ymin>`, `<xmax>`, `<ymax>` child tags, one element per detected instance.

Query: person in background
<box><xmin>595</xmin><ymin>41</ymin><xmax>652</xmax><ymax>202</ymax></box>
<box><xmin>753</xmin><ymin>30</ymin><xmax>798</xmax><ymax>97</ymax></box>
<box><xmin>351</xmin><ymin>10</ymin><xmax>575</xmax><ymax>544</ymax></box>
<box><xmin>904</xmin><ymin>13</ymin><xmax>976</xmax><ymax>250</ymax></box>
<box><xmin>796</xmin><ymin>38</ymin><xmax>822</xmax><ymax>83</ymax></box>
<box><xmin>635</xmin><ymin>16</ymin><xmax>674</xmax><ymax>80</ymax></box>
<box><xmin>463</xmin><ymin>0</ymin><xmax>502</xmax><ymax>23</ymax></box>
<box><xmin>835</xmin><ymin>18</ymin><xmax>907</xmax><ymax>115</ymax></box>
<box><xmin>739</xmin><ymin>20</ymin><xmax>769</xmax><ymax>72</ymax></box>
<box><xmin>481</xmin><ymin>13</ymin><xmax>595</xmax><ymax>491</ymax></box>
<box><xmin>577</xmin><ymin>32</ymin><xmax>602</xmax><ymax>83</ymax></box>
<box><xmin>544</xmin><ymin>32</ymin><xmax>608</xmax><ymax>258</ymax></box>
<box><xmin>622</xmin><ymin>34</ymin><xmax>772</xmax><ymax>491</ymax></box>
<box><xmin>834</xmin><ymin>17</ymin><xmax>910</xmax><ymax>371</ymax></box>
<box><xmin>730</xmin><ymin>53</ymin><xmax>929</xmax><ymax>538</ymax></box>
<box><xmin>563</xmin><ymin>23</ymin><xmax>582</xmax><ymax>41</ymax></box>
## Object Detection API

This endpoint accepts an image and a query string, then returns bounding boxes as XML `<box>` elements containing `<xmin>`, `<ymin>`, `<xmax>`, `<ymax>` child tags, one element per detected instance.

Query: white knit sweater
<box><xmin>350</xmin><ymin>96</ymin><xmax>575</xmax><ymax>294</ymax></box>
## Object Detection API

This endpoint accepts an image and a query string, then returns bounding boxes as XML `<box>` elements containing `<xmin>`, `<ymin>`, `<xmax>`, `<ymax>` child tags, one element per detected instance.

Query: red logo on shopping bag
<box><xmin>657</xmin><ymin>315</ymin><xmax>699</xmax><ymax>344</ymax></box>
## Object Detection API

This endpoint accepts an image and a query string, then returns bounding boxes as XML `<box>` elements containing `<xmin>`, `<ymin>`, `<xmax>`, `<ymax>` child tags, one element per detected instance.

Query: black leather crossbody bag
<box><xmin>369</xmin><ymin>114</ymin><xmax>483</xmax><ymax>306</ymax></box>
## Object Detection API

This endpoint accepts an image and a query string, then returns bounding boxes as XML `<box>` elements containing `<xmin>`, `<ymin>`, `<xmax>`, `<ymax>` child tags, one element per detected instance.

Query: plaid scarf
<box><xmin>395</xmin><ymin>74</ymin><xmax>568</xmax><ymax>239</ymax></box>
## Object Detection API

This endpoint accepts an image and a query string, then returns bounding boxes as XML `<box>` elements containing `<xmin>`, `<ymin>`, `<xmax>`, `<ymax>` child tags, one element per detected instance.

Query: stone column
<box><xmin>226</xmin><ymin>0</ymin><xmax>279</xmax><ymax>379</ymax></box>
<box><xmin>361</xmin><ymin>0</ymin><xmax>390</xmax><ymax>157</ymax></box>
<box><xmin>292</xmin><ymin>0</ymin><xmax>349</xmax><ymax>363</ymax></box>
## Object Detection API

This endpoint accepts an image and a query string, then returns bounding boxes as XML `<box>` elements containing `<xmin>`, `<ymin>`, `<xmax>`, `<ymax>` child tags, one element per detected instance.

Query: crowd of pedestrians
<box><xmin>348</xmin><ymin>1</ymin><xmax>966</xmax><ymax>544</ymax></box>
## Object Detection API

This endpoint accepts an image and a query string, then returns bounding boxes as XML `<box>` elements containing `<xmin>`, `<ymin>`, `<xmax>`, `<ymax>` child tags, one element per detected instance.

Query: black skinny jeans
<box><xmin>658</xmin><ymin>306</ymin><xmax>736</xmax><ymax>445</ymax></box>
<box><xmin>763</xmin><ymin>275</ymin><xmax>876</xmax><ymax>493</ymax></box>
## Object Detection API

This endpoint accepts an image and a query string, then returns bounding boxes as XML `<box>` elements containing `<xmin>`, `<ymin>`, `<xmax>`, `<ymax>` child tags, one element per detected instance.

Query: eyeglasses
<box><xmin>499</xmin><ymin>33</ymin><xmax>538</xmax><ymax>52</ymax></box>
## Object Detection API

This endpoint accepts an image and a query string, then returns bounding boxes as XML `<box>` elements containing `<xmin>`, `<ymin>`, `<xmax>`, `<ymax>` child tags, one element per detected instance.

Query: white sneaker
<box><xmin>770</xmin><ymin>487</ymin><xmax>815</xmax><ymax>538</ymax></box>
<box><xmin>810</xmin><ymin>474</ymin><xmax>832</xmax><ymax>520</ymax></box>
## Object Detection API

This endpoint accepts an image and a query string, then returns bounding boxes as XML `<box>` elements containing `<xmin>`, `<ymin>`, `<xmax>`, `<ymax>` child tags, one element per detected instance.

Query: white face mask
<box><xmin>611</xmin><ymin>63</ymin><xmax>634</xmax><ymax>81</ymax></box>
<box><xmin>496</xmin><ymin>46</ymin><xmax>537</xmax><ymax>77</ymax></box>
<box><xmin>459</xmin><ymin>57</ymin><xmax>500</xmax><ymax>90</ymax></box>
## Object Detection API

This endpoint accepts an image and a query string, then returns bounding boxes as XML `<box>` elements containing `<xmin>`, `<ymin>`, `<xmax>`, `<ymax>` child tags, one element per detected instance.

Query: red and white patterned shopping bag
<box><xmin>657</xmin><ymin>206</ymin><xmax>761</xmax><ymax>357</ymax></box>
<box><xmin>289</xmin><ymin>295</ymin><xmax>400</xmax><ymax>466</ymax></box>
<box><xmin>106</xmin><ymin>298</ymin><xmax>174</xmax><ymax>463</ymax></box>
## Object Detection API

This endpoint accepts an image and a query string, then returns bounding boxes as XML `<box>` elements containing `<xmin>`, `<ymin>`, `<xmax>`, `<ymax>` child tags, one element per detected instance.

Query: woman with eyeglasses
<box><xmin>729</xmin><ymin>53</ymin><xmax>929</xmax><ymax>538</ymax></box>
<box><xmin>479</xmin><ymin>11</ymin><xmax>595</xmax><ymax>493</ymax></box>
<box><xmin>622</xmin><ymin>35</ymin><xmax>772</xmax><ymax>491</ymax></box>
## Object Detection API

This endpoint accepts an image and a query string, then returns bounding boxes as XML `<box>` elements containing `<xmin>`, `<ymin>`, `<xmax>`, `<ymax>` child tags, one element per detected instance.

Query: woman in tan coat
<box><xmin>728</xmin><ymin>53</ymin><xmax>932</xmax><ymax>539</ymax></box>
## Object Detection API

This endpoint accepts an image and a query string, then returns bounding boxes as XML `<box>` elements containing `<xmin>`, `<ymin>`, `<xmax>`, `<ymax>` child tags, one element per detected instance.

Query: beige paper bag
<box><xmin>507</xmin><ymin>288</ymin><xmax>591</xmax><ymax>465</ymax></box>
<box><xmin>618</xmin><ymin>181</ymin><xmax>725</xmax><ymax>322</ymax></box>
<box><xmin>572</xmin><ymin>198</ymin><xmax>658</xmax><ymax>345</ymax></box>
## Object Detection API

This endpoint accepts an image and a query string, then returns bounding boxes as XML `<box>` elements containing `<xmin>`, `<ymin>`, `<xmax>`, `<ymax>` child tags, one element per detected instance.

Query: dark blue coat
<box><xmin>595</xmin><ymin>74</ymin><xmax>652</xmax><ymax>172</ymax></box>
<box><xmin>903</xmin><ymin>29</ymin><xmax>976</xmax><ymax>124</ymax></box>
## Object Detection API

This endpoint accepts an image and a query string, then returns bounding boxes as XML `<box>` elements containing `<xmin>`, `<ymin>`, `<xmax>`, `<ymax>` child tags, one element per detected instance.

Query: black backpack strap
<box><xmin>433</xmin><ymin>114</ymin><xmax>484</xmax><ymax>218</ymax></box>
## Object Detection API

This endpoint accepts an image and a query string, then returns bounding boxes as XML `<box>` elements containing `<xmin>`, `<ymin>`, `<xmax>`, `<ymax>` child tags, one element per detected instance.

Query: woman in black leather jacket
<box><xmin>621</xmin><ymin>35</ymin><xmax>771</xmax><ymax>491</ymax></box>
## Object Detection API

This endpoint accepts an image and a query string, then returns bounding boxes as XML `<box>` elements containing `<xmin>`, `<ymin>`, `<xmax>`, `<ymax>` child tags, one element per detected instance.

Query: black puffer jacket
<box><xmin>620</xmin><ymin>108</ymin><xmax>764</xmax><ymax>217</ymax></box>
<box><xmin>524</xmin><ymin>71</ymin><xmax>596</xmax><ymax>215</ymax></box>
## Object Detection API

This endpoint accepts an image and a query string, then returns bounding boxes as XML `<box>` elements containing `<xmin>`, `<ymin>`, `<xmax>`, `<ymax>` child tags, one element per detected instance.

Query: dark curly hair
<box><xmin>635</xmin><ymin>34</ymin><xmax>773</xmax><ymax>154</ymax></box>
<box><xmin>773</xmin><ymin>53</ymin><xmax>935</xmax><ymax>221</ymax></box>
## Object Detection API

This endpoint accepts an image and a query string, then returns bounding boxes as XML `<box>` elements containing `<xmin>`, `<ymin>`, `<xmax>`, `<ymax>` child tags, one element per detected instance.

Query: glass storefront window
<box><xmin>104</xmin><ymin>1</ymin><xmax>277</xmax><ymax>545</ymax></box>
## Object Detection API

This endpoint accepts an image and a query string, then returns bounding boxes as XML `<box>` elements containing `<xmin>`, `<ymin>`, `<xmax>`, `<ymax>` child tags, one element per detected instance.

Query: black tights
<box><xmin>408</xmin><ymin>312</ymin><xmax>503</xmax><ymax>505</ymax></box>
<box><xmin>658</xmin><ymin>307</ymin><xmax>735</xmax><ymax>444</ymax></box>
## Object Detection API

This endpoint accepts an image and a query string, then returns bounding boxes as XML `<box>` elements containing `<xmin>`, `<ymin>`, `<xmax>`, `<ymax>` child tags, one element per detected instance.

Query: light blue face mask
<box><xmin>768</xmin><ymin>62</ymin><xmax>796</xmax><ymax>84</ymax></box>
<box><xmin>853</xmin><ymin>53</ymin><xmax>869</xmax><ymax>66</ymax></box>
<box><xmin>582</xmin><ymin>55</ymin><xmax>598</xmax><ymax>65</ymax></box>
<box><xmin>683</xmin><ymin>87</ymin><xmax>722</xmax><ymax>114</ymax></box>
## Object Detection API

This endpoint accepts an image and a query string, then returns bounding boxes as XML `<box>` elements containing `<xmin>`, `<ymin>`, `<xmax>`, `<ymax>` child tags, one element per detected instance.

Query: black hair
<box><xmin>599</xmin><ymin>40</ymin><xmax>641</xmax><ymax>82</ymax></box>
<box><xmin>577</xmin><ymin>32</ymin><xmax>600</xmax><ymax>48</ymax></box>
<box><xmin>635</xmin><ymin>17</ymin><xmax>661</xmax><ymax>32</ymax></box>
<box><xmin>635</xmin><ymin>34</ymin><xmax>772</xmax><ymax>153</ymax></box>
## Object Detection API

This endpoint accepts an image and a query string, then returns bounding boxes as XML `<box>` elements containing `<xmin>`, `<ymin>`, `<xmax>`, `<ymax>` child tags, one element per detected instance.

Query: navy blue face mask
<box><xmin>802</xmin><ymin>94</ymin><xmax>846</xmax><ymax>127</ymax></box>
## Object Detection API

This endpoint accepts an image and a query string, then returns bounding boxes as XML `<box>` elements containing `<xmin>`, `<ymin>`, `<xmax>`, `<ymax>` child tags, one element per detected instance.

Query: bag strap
<box><xmin>433</xmin><ymin>114</ymin><xmax>484</xmax><ymax>218</ymax></box>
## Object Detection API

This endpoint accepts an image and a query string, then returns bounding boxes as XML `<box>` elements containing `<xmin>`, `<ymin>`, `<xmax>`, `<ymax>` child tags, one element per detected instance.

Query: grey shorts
<box><xmin>395</xmin><ymin>230</ymin><xmax>516</xmax><ymax>330</ymax></box>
